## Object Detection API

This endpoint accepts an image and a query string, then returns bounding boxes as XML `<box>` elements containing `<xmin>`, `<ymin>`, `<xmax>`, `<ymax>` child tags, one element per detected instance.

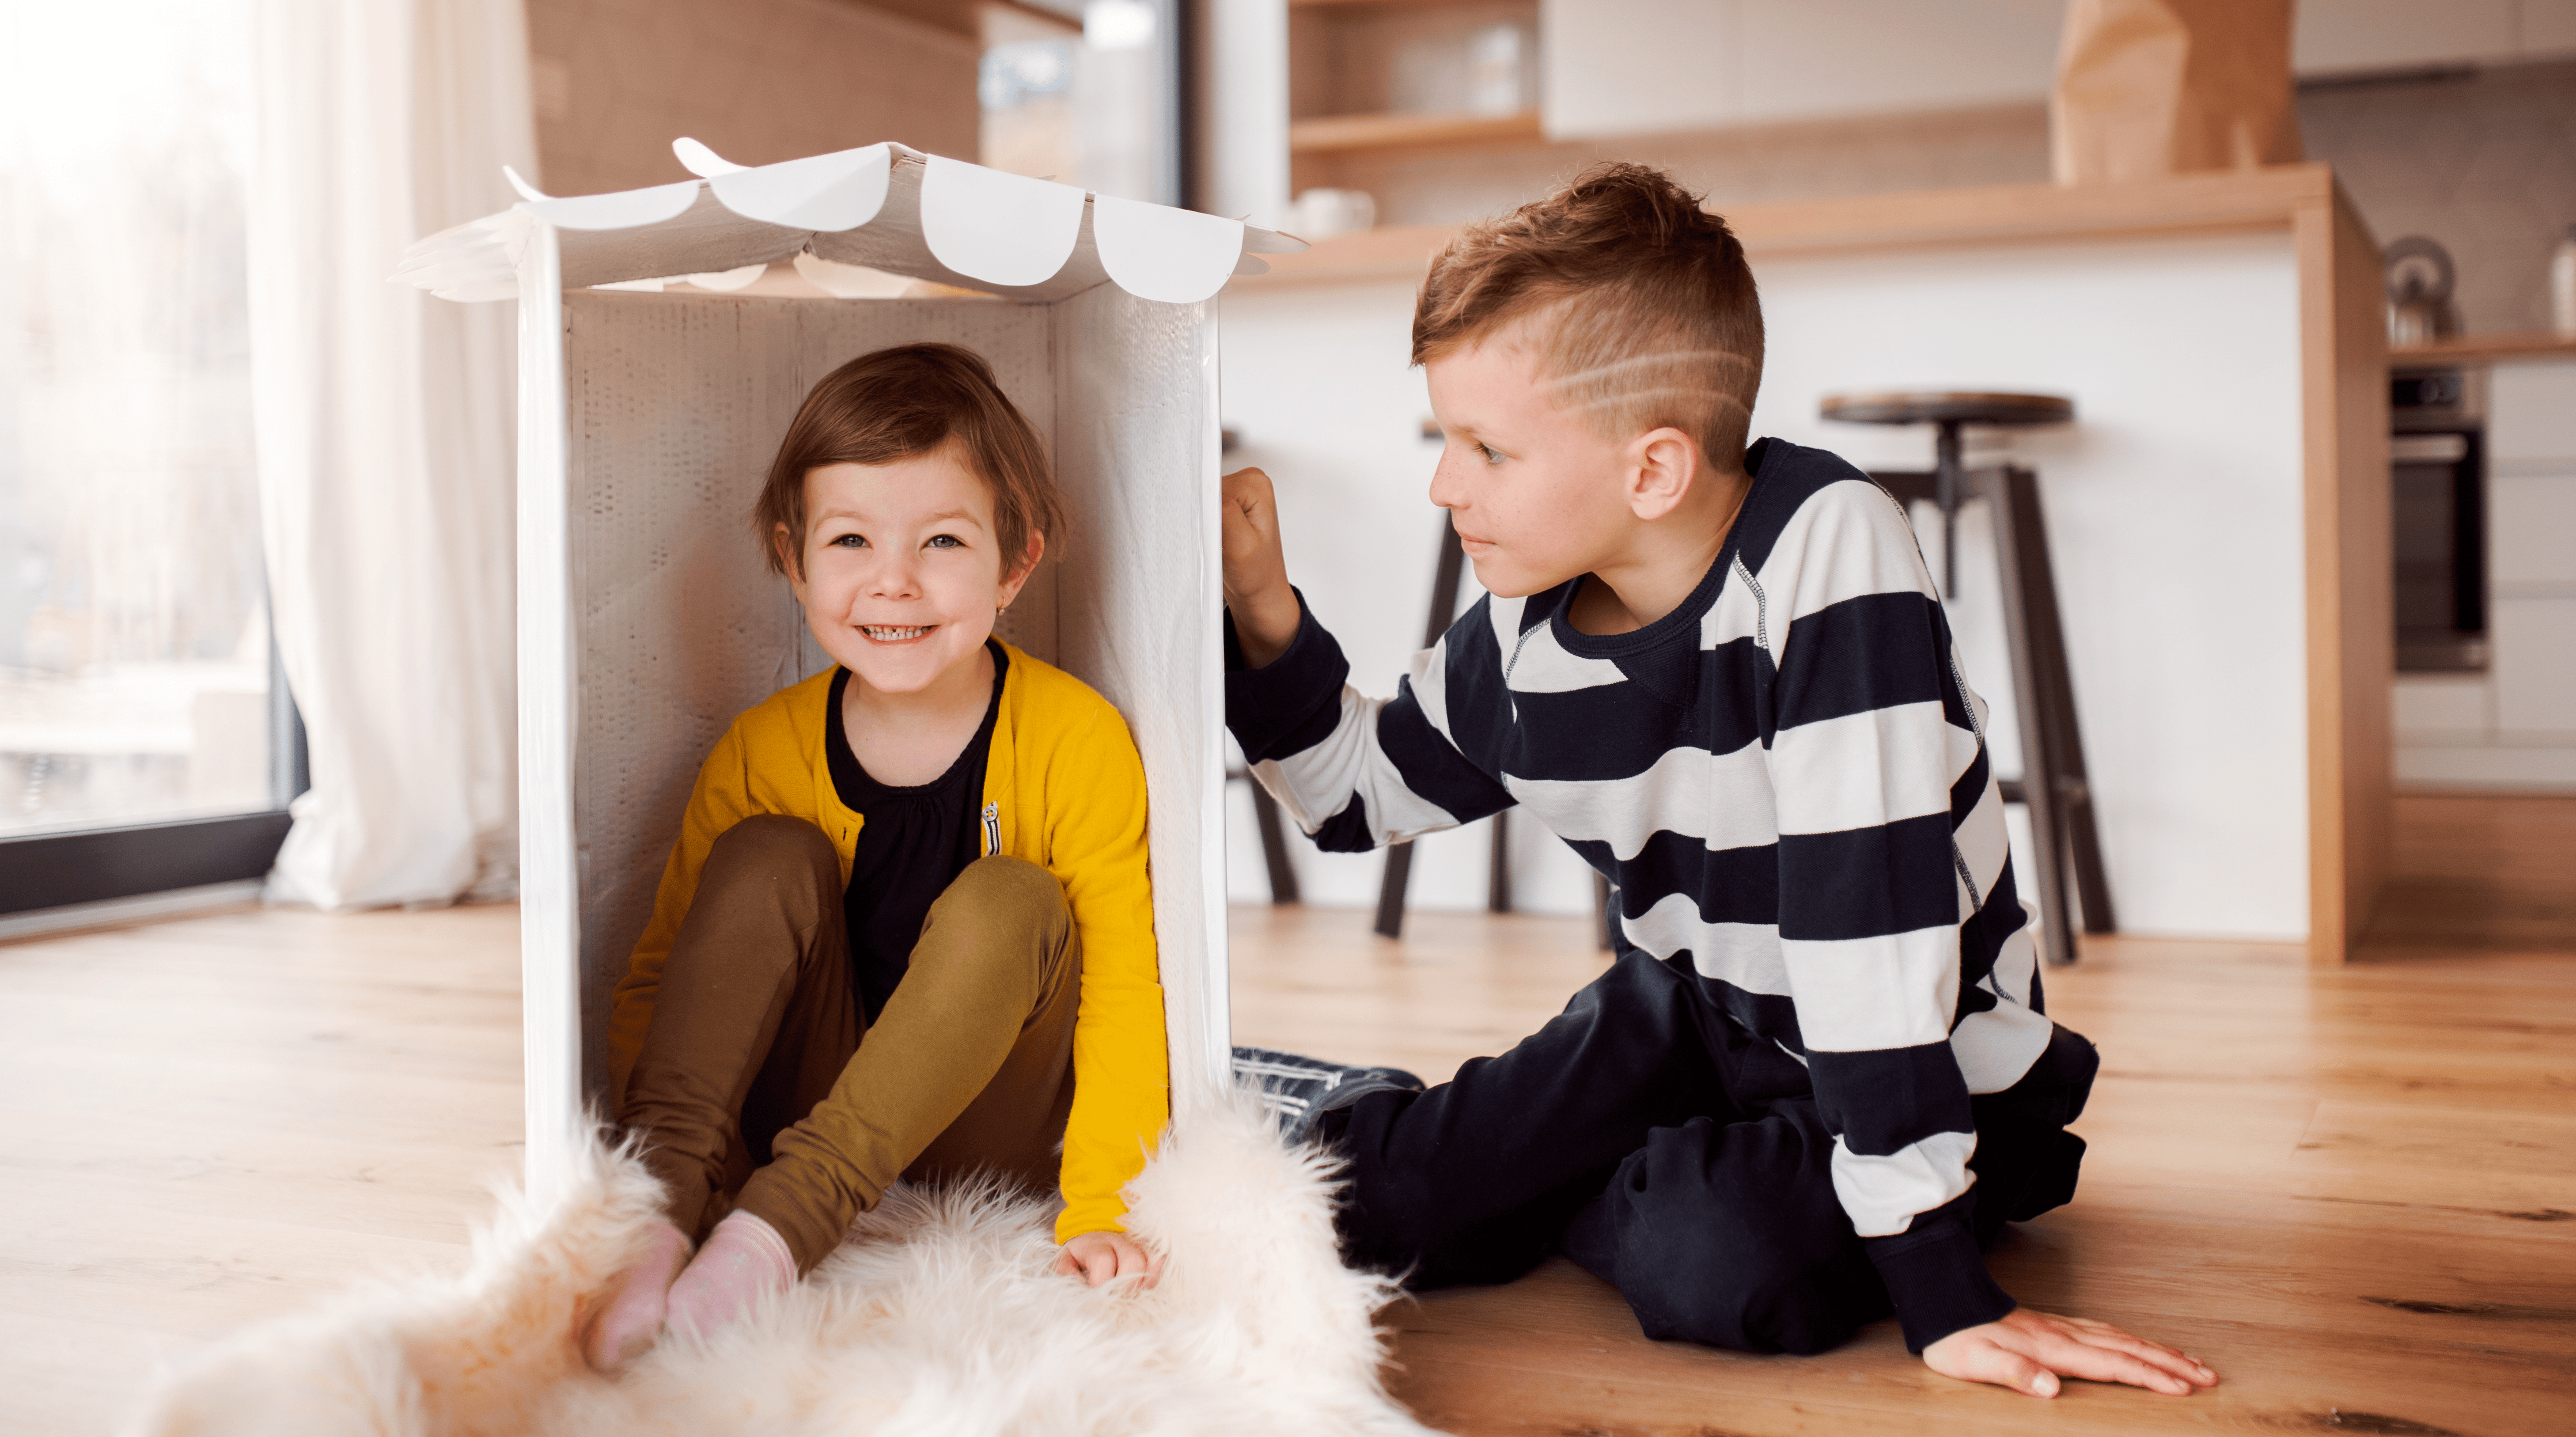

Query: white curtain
<box><xmin>248</xmin><ymin>0</ymin><xmax>534</xmax><ymax>909</ymax></box>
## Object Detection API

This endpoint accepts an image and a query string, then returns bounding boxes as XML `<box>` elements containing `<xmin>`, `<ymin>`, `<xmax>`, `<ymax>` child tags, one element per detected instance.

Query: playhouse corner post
<box><xmin>515</xmin><ymin>219</ymin><xmax>584</xmax><ymax>1200</ymax></box>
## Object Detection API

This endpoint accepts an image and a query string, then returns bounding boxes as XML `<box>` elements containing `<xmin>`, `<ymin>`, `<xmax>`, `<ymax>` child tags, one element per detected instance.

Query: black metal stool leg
<box><xmin>1374</xmin><ymin>515</ymin><xmax>1471</xmax><ymax>939</ymax></box>
<box><xmin>1934</xmin><ymin>419</ymin><xmax>1965</xmax><ymax>598</ymax></box>
<box><xmin>1988</xmin><ymin>467</ymin><xmax>2112</xmax><ymax>934</ymax></box>
<box><xmin>1373</xmin><ymin>842</ymin><xmax>1414</xmax><ymax>939</ymax></box>
<box><xmin>1247</xmin><ymin>779</ymin><xmax>1300</xmax><ymax>905</ymax></box>
<box><xmin>1976</xmin><ymin>465</ymin><xmax>2116</xmax><ymax>960</ymax></box>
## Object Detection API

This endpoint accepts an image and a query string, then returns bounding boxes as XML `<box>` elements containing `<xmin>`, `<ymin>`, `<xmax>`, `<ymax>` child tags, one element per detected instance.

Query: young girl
<box><xmin>584</xmin><ymin>343</ymin><xmax>1169</xmax><ymax>1370</ymax></box>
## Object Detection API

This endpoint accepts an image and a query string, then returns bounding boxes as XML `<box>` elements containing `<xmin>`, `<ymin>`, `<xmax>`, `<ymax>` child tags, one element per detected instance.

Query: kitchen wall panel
<box><xmin>2302</xmin><ymin>62</ymin><xmax>2576</xmax><ymax>336</ymax></box>
<box><xmin>524</xmin><ymin>0</ymin><xmax>978</xmax><ymax>199</ymax></box>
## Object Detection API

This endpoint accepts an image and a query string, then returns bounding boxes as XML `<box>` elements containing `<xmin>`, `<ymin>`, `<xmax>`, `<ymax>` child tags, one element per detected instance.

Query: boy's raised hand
<box><xmin>1923</xmin><ymin>1309</ymin><xmax>2217</xmax><ymax>1398</ymax></box>
<box><xmin>1054</xmin><ymin>1230</ymin><xmax>1162</xmax><ymax>1289</ymax></box>
<box><xmin>1220</xmin><ymin>467</ymin><xmax>1301</xmax><ymax>669</ymax></box>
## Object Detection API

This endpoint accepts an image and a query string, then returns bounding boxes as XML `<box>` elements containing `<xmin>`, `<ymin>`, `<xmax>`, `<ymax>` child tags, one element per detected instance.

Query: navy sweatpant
<box><xmin>1321</xmin><ymin>949</ymin><xmax>2096</xmax><ymax>1356</ymax></box>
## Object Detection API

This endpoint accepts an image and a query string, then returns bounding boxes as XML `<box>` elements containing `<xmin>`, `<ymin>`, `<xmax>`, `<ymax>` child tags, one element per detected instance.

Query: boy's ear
<box><xmin>1626</xmin><ymin>426</ymin><xmax>1700</xmax><ymax>522</ymax></box>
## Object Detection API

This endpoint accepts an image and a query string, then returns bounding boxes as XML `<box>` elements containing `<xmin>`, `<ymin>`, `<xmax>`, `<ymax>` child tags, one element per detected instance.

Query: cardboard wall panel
<box><xmin>563</xmin><ymin>291</ymin><xmax>1061</xmax><ymax>1096</ymax></box>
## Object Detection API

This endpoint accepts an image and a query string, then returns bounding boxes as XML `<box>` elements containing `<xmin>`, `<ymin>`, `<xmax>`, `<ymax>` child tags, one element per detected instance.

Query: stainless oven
<box><xmin>2390</xmin><ymin>367</ymin><xmax>2487</xmax><ymax>673</ymax></box>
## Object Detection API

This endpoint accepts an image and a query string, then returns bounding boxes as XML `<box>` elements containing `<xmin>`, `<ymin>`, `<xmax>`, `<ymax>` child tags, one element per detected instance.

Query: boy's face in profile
<box><xmin>779</xmin><ymin>442</ymin><xmax>1036</xmax><ymax>695</ymax></box>
<box><xmin>1424</xmin><ymin>335</ymin><xmax>1653</xmax><ymax>600</ymax></box>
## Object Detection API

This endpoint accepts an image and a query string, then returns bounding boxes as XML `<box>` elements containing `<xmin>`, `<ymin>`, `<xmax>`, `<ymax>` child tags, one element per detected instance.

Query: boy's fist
<box><xmin>1220</xmin><ymin>467</ymin><xmax>1300</xmax><ymax>668</ymax></box>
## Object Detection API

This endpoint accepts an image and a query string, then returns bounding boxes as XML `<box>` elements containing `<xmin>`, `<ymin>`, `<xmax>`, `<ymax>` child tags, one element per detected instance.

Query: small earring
<box><xmin>997</xmin><ymin>605</ymin><xmax>1009</xmax><ymax>619</ymax></box>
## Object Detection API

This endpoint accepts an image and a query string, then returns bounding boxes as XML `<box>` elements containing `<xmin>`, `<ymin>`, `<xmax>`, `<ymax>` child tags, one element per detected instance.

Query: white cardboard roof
<box><xmin>396</xmin><ymin>139</ymin><xmax>1306</xmax><ymax>306</ymax></box>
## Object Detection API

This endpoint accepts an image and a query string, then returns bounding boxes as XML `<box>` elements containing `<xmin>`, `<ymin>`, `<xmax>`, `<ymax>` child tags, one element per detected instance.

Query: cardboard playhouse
<box><xmin>399</xmin><ymin>140</ymin><xmax>1302</xmax><ymax>1189</ymax></box>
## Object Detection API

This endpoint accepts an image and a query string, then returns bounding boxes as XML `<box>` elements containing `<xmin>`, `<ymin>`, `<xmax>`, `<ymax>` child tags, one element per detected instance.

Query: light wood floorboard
<box><xmin>0</xmin><ymin>904</ymin><xmax>523</xmax><ymax>1435</ymax></box>
<box><xmin>1232</xmin><ymin>908</ymin><xmax>2576</xmax><ymax>1436</ymax></box>
<box><xmin>3</xmin><ymin>794</ymin><xmax>2569</xmax><ymax>1434</ymax></box>
<box><xmin>1228</xmin><ymin>792</ymin><xmax>2576</xmax><ymax>1435</ymax></box>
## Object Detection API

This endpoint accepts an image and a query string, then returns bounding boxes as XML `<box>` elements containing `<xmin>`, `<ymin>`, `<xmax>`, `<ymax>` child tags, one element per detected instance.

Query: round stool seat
<box><xmin>1821</xmin><ymin>391</ymin><xmax>2074</xmax><ymax>427</ymax></box>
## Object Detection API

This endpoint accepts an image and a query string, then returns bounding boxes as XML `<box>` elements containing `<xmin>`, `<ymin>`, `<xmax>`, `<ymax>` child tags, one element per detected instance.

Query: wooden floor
<box><xmin>3</xmin><ymin>794</ymin><xmax>2570</xmax><ymax>1434</ymax></box>
<box><xmin>0</xmin><ymin>903</ymin><xmax>525</xmax><ymax>1435</ymax></box>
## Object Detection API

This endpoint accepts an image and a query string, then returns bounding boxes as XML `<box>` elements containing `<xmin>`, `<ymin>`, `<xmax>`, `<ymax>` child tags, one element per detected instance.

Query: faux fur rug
<box><xmin>126</xmin><ymin>1091</ymin><xmax>1438</xmax><ymax>1436</ymax></box>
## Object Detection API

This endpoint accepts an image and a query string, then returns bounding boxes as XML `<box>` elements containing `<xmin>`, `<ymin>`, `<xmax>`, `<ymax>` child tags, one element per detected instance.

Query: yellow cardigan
<box><xmin>605</xmin><ymin>644</ymin><xmax>1169</xmax><ymax>1242</ymax></box>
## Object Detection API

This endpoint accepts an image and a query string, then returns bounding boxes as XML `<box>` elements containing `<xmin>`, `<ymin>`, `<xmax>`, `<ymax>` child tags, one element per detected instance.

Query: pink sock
<box><xmin>582</xmin><ymin>1219</ymin><xmax>691</xmax><ymax>1371</ymax></box>
<box><xmin>663</xmin><ymin>1209</ymin><xmax>797</xmax><ymax>1341</ymax></box>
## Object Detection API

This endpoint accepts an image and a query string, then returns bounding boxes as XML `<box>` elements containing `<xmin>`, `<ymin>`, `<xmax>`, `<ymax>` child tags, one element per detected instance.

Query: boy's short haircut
<box><xmin>1413</xmin><ymin>162</ymin><xmax>1764</xmax><ymax>468</ymax></box>
<box><xmin>756</xmin><ymin>342</ymin><xmax>1067</xmax><ymax>578</ymax></box>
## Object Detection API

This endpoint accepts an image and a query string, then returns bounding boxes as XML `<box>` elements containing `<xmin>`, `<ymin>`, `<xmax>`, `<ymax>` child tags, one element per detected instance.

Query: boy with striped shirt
<box><xmin>1223</xmin><ymin>165</ymin><xmax>2215</xmax><ymax>1400</ymax></box>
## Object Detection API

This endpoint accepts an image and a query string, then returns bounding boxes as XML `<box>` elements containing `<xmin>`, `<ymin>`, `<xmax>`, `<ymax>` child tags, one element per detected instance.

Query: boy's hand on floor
<box><xmin>1054</xmin><ymin>1230</ymin><xmax>1162</xmax><ymax>1290</ymax></box>
<box><xmin>1923</xmin><ymin>1310</ymin><xmax>2217</xmax><ymax>1398</ymax></box>
<box><xmin>1219</xmin><ymin>467</ymin><xmax>1300</xmax><ymax>669</ymax></box>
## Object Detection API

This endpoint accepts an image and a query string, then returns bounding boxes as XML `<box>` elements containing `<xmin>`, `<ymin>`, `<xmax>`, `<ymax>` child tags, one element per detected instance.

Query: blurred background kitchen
<box><xmin>7</xmin><ymin>7</ymin><xmax>2576</xmax><ymax>1433</ymax></box>
<box><xmin>3</xmin><ymin>0</ymin><xmax>2571</xmax><ymax>950</ymax></box>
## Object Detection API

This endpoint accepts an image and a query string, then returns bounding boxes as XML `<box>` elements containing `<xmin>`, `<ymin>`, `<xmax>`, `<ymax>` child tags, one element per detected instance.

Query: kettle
<box><xmin>2384</xmin><ymin>236</ymin><xmax>2461</xmax><ymax>348</ymax></box>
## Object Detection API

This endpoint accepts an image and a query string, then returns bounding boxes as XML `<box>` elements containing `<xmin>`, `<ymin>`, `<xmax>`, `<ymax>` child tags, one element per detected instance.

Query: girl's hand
<box><xmin>1053</xmin><ymin>1230</ymin><xmax>1162</xmax><ymax>1289</ymax></box>
<box><xmin>1923</xmin><ymin>1309</ymin><xmax>2217</xmax><ymax>1397</ymax></box>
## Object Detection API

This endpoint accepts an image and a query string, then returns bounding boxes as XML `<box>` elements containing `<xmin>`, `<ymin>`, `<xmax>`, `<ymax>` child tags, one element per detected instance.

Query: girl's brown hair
<box><xmin>756</xmin><ymin>343</ymin><xmax>1066</xmax><ymax>579</ymax></box>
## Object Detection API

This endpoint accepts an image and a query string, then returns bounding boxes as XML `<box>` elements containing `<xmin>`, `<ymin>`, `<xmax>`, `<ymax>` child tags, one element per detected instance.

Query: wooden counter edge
<box><xmin>1234</xmin><ymin>165</ymin><xmax>2342</xmax><ymax>288</ymax></box>
<box><xmin>2391</xmin><ymin>332</ymin><xmax>2576</xmax><ymax>366</ymax></box>
<box><xmin>2297</xmin><ymin>182</ymin><xmax>2396</xmax><ymax>966</ymax></box>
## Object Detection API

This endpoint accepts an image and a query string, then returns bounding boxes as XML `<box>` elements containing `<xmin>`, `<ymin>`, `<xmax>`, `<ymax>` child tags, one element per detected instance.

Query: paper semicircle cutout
<box><xmin>523</xmin><ymin>178</ymin><xmax>704</xmax><ymax>233</ymax></box>
<box><xmin>918</xmin><ymin>156</ymin><xmax>1086</xmax><ymax>290</ymax></box>
<box><xmin>672</xmin><ymin>137</ymin><xmax>749</xmax><ymax>178</ymax></box>
<box><xmin>708</xmin><ymin>143</ymin><xmax>893</xmax><ymax>234</ymax></box>
<box><xmin>1090</xmin><ymin>196</ymin><xmax>1244</xmax><ymax>306</ymax></box>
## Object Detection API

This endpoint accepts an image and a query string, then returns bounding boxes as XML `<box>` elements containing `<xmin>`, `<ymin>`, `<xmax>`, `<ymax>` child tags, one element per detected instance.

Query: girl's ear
<box><xmin>997</xmin><ymin>530</ymin><xmax>1047</xmax><ymax>608</ymax></box>
<box><xmin>774</xmin><ymin>522</ymin><xmax>803</xmax><ymax>584</ymax></box>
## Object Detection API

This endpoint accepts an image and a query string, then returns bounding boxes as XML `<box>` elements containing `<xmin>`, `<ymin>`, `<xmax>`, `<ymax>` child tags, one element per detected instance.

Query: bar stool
<box><xmin>1822</xmin><ymin>391</ymin><xmax>2111</xmax><ymax>965</ymax></box>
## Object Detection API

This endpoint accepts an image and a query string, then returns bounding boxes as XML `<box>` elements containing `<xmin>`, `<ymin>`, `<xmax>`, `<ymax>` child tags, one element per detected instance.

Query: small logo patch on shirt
<box><xmin>982</xmin><ymin>801</ymin><xmax>1000</xmax><ymax>856</ymax></box>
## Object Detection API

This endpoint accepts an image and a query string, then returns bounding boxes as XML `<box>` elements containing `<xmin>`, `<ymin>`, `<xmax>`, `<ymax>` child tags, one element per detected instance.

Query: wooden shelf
<box><xmin>1242</xmin><ymin>166</ymin><xmax>2355</xmax><ymax>287</ymax></box>
<box><xmin>2391</xmin><ymin>332</ymin><xmax>2576</xmax><ymax>366</ymax></box>
<box><xmin>1289</xmin><ymin>109</ymin><xmax>1543</xmax><ymax>154</ymax></box>
<box><xmin>1288</xmin><ymin>0</ymin><xmax>1518</xmax><ymax>8</ymax></box>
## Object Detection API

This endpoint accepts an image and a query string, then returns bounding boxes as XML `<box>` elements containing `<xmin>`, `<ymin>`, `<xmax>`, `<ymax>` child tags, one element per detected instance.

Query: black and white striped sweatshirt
<box><xmin>1227</xmin><ymin>438</ymin><xmax>2053</xmax><ymax>1343</ymax></box>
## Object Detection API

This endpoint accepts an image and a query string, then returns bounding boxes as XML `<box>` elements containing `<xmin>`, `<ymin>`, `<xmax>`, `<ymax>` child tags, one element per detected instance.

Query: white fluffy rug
<box><xmin>125</xmin><ymin>1091</ymin><xmax>1439</xmax><ymax>1437</ymax></box>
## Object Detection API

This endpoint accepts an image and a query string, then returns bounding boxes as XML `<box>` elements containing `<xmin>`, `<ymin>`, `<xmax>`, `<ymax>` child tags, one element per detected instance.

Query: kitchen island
<box><xmin>1221</xmin><ymin>164</ymin><xmax>2390</xmax><ymax>960</ymax></box>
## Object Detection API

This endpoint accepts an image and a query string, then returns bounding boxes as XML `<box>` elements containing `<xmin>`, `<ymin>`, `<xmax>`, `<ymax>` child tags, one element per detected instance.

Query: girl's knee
<box><xmin>708</xmin><ymin>814</ymin><xmax>836</xmax><ymax>878</ymax></box>
<box><xmin>939</xmin><ymin>855</ymin><xmax>1067</xmax><ymax>923</ymax></box>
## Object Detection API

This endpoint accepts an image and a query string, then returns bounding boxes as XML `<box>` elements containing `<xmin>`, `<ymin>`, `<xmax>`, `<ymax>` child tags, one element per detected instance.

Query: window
<box><xmin>979</xmin><ymin>0</ymin><xmax>1182</xmax><ymax>207</ymax></box>
<box><xmin>1</xmin><ymin>0</ymin><xmax>296</xmax><ymax>913</ymax></box>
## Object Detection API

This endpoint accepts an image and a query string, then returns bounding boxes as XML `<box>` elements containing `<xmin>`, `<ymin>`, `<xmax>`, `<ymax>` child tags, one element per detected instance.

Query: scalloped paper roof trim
<box><xmin>395</xmin><ymin>139</ymin><xmax>1302</xmax><ymax>306</ymax></box>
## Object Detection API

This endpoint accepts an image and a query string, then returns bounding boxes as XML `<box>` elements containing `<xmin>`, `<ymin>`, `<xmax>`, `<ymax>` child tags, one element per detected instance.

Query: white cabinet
<box><xmin>1540</xmin><ymin>0</ymin><xmax>2576</xmax><ymax>141</ymax></box>
<box><xmin>2491</xmin><ymin>361</ymin><xmax>2576</xmax><ymax>741</ymax></box>
<box><xmin>2394</xmin><ymin>358</ymin><xmax>2576</xmax><ymax>785</ymax></box>
<box><xmin>2494</xmin><ymin>597</ymin><xmax>2576</xmax><ymax>735</ymax></box>
<box><xmin>1542</xmin><ymin>0</ymin><xmax>2064</xmax><ymax>141</ymax></box>
<box><xmin>2491</xmin><ymin>362</ymin><xmax>2576</xmax><ymax>463</ymax></box>
<box><xmin>2492</xmin><ymin>473</ymin><xmax>2576</xmax><ymax>589</ymax></box>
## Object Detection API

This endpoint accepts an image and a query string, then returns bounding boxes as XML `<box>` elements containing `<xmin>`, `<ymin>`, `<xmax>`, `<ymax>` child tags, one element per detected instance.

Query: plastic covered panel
<box><xmin>562</xmin><ymin>292</ymin><xmax>1059</xmax><ymax>1096</ymax></box>
<box><xmin>1048</xmin><ymin>284</ymin><xmax>1229</xmax><ymax>1108</ymax></box>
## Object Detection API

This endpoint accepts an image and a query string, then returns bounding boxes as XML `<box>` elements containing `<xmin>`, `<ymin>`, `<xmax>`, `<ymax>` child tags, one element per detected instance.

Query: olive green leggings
<box><xmin>618</xmin><ymin>814</ymin><xmax>1082</xmax><ymax>1273</ymax></box>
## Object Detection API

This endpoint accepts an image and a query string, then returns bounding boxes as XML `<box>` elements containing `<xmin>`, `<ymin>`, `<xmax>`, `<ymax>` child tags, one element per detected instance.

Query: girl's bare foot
<box><xmin>582</xmin><ymin>1219</ymin><xmax>691</xmax><ymax>1371</ymax></box>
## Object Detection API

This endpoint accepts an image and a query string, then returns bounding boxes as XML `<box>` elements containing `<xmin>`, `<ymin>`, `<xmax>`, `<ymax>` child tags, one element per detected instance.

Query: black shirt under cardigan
<box><xmin>821</xmin><ymin>641</ymin><xmax>1006</xmax><ymax>1023</ymax></box>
